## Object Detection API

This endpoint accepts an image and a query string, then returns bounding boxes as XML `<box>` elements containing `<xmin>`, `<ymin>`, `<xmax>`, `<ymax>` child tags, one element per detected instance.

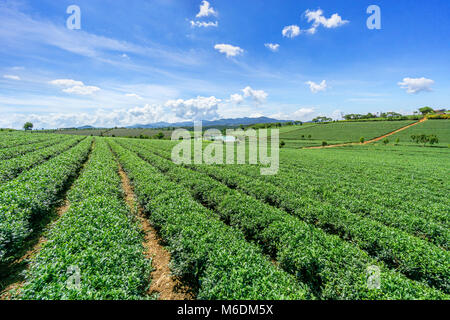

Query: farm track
<box><xmin>133</xmin><ymin>142</ymin><xmax>449</xmax><ymax>293</ymax></box>
<box><xmin>0</xmin><ymin>141</ymin><xmax>94</xmax><ymax>300</ymax></box>
<box><xmin>117</xmin><ymin>160</ymin><xmax>193</xmax><ymax>300</ymax></box>
<box><xmin>109</xmin><ymin>140</ymin><xmax>311</xmax><ymax>299</ymax></box>
<box><xmin>115</xmin><ymin>140</ymin><xmax>450</xmax><ymax>298</ymax></box>
<box><xmin>304</xmin><ymin>118</ymin><xmax>428</xmax><ymax>149</ymax></box>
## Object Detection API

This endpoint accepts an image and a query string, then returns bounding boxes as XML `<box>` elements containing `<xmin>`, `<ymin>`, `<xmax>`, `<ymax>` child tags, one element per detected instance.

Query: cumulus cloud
<box><xmin>0</xmin><ymin>104</ymin><xmax>172</xmax><ymax>129</ymax></box>
<box><xmin>305</xmin><ymin>9</ymin><xmax>349</xmax><ymax>34</ymax></box>
<box><xmin>1</xmin><ymin>86</ymin><xmax>270</xmax><ymax>129</ymax></box>
<box><xmin>242</xmin><ymin>86</ymin><xmax>268</xmax><ymax>103</ymax></box>
<box><xmin>196</xmin><ymin>1</ymin><xmax>218</xmax><ymax>18</ymax></box>
<box><xmin>398</xmin><ymin>77</ymin><xmax>434</xmax><ymax>94</ymax></box>
<box><xmin>291</xmin><ymin>108</ymin><xmax>316</xmax><ymax>119</ymax></box>
<box><xmin>50</xmin><ymin>79</ymin><xmax>100</xmax><ymax>95</ymax></box>
<box><xmin>271</xmin><ymin>107</ymin><xmax>316</xmax><ymax>121</ymax></box>
<box><xmin>165</xmin><ymin>96</ymin><xmax>221</xmax><ymax>120</ymax></box>
<box><xmin>190</xmin><ymin>20</ymin><xmax>218</xmax><ymax>28</ymax></box>
<box><xmin>331</xmin><ymin>109</ymin><xmax>343</xmax><ymax>120</ymax></box>
<box><xmin>282</xmin><ymin>25</ymin><xmax>301</xmax><ymax>38</ymax></box>
<box><xmin>214</xmin><ymin>44</ymin><xmax>244</xmax><ymax>57</ymax></box>
<box><xmin>264</xmin><ymin>43</ymin><xmax>280</xmax><ymax>52</ymax></box>
<box><xmin>3</xmin><ymin>74</ymin><xmax>21</xmax><ymax>80</ymax></box>
<box><xmin>306</xmin><ymin>80</ymin><xmax>328</xmax><ymax>93</ymax></box>
<box><xmin>124</xmin><ymin>104</ymin><xmax>167</xmax><ymax>123</ymax></box>
<box><xmin>229</xmin><ymin>93</ymin><xmax>244</xmax><ymax>104</ymax></box>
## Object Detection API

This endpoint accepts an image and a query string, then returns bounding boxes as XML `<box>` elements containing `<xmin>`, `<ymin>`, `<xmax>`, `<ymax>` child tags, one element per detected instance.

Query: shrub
<box><xmin>411</xmin><ymin>134</ymin><xmax>439</xmax><ymax>146</ymax></box>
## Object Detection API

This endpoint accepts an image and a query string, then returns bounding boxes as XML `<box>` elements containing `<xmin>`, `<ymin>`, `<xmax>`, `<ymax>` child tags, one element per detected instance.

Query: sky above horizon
<box><xmin>0</xmin><ymin>0</ymin><xmax>449</xmax><ymax>129</ymax></box>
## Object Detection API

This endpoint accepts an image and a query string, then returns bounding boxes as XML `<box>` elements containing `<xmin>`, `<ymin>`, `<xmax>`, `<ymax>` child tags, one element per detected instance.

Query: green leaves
<box><xmin>119</xmin><ymin>138</ymin><xmax>448</xmax><ymax>299</ymax></box>
<box><xmin>20</xmin><ymin>139</ymin><xmax>150</xmax><ymax>300</ymax></box>
<box><xmin>109</xmin><ymin>139</ymin><xmax>309</xmax><ymax>300</ymax></box>
<box><xmin>0</xmin><ymin>138</ymin><xmax>92</xmax><ymax>263</ymax></box>
<box><xmin>0</xmin><ymin>136</ymin><xmax>84</xmax><ymax>183</ymax></box>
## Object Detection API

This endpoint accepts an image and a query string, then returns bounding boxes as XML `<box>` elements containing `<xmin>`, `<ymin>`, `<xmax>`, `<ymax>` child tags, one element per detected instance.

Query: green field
<box><xmin>105</xmin><ymin>128</ymin><xmax>174</xmax><ymax>139</ymax></box>
<box><xmin>277</xmin><ymin>123</ymin><xmax>318</xmax><ymax>133</ymax></box>
<box><xmin>0</xmin><ymin>121</ymin><xmax>449</xmax><ymax>300</ymax></box>
<box><xmin>280</xmin><ymin>120</ymin><xmax>417</xmax><ymax>147</ymax></box>
<box><xmin>378</xmin><ymin>119</ymin><xmax>450</xmax><ymax>146</ymax></box>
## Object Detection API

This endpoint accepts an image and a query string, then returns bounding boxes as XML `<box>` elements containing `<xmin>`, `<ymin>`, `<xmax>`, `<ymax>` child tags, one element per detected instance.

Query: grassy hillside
<box><xmin>277</xmin><ymin>123</ymin><xmax>318</xmax><ymax>133</ymax></box>
<box><xmin>381</xmin><ymin>119</ymin><xmax>449</xmax><ymax>146</ymax></box>
<box><xmin>280</xmin><ymin>120</ymin><xmax>416</xmax><ymax>142</ymax></box>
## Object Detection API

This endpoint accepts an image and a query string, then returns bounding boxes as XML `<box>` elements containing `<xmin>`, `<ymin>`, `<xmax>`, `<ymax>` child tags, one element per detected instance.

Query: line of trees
<box><xmin>312</xmin><ymin>116</ymin><xmax>332</xmax><ymax>123</ymax></box>
<box><xmin>248</xmin><ymin>121</ymin><xmax>303</xmax><ymax>130</ymax></box>
<box><xmin>343</xmin><ymin>112</ymin><xmax>403</xmax><ymax>120</ymax></box>
<box><xmin>411</xmin><ymin>134</ymin><xmax>439</xmax><ymax>146</ymax></box>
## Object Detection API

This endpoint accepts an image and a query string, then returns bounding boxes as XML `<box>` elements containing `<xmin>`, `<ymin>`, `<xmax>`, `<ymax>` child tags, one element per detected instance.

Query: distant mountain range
<box><xmin>124</xmin><ymin>117</ymin><xmax>293</xmax><ymax>129</ymax></box>
<box><xmin>70</xmin><ymin>117</ymin><xmax>294</xmax><ymax>130</ymax></box>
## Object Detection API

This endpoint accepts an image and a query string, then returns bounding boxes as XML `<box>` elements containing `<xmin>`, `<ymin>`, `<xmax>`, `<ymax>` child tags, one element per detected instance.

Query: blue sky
<box><xmin>0</xmin><ymin>0</ymin><xmax>449</xmax><ymax>129</ymax></box>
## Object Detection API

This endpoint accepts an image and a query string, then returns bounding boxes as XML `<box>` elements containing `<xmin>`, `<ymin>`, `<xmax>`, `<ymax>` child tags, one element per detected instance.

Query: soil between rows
<box><xmin>117</xmin><ymin>163</ymin><xmax>193</xmax><ymax>300</ymax></box>
<box><xmin>0</xmin><ymin>140</ymin><xmax>94</xmax><ymax>300</ymax></box>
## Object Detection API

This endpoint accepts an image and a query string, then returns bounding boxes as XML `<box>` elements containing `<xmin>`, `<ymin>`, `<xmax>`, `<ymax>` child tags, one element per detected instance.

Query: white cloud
<box><xmin>291</xmin><ymin>108</ymin><xmax>316</xmax><ymax>119</ymax></box>
<box><xmin>305</xmin><ymin>9</ymin><xmax>349</xmax><ymax>34</ymax></box>
<box><xmin>214</xmin><ymin>44</ymin><xmax>244</xmax><ymax>57</ymax></box>
<box><xmin>0</xmin><ymin>104</ymin><xmax>173</xmax><ymax>129</ymax></box>
<box><xmin>125</xmin><ymin>93</ymin><xmax>143</xmax><ymax>100</ymax></box>
<box><xmin>196</xmin><ymin>1</ymin><xmax>218</xmax><ymax>18</ymax></box>
<box><xmin>1</xmin><ymin>85</ymin><xmax>270</xmax><ymax>129</ymax></box>
<box><xmin>49</xmin><ymin>79</ymin><xmax>84</xmax><ymax>87</ymax></box>
<box><xmin>264</xmin><ymin>43</ymin><xmax>280</xmax><ymax>52</ymax></box>
<box><xmin>165</xmin><ymin>96</ymin><xmax>221</xmax><ymax>120</ymax></box>
<box><xmin>2</xmin><ymin>98</ymin><xmax>221</xmax><ymax>129</ymax></box>
<box><xmin>398</xmin><ymin>77</ymin><xmax>434</xmax><ymax>94</ymax></box>
<box><xmin>62</xmin><ymin>85</ymin><xmax>100</xmax><ymax>95</ymax></box>
<box><xmin>331</xmin><ymin>109</ymin><xmax>343</xmax><ymax>120</ymax></box>
<box><xmin>306</xmin><ymin>80</ymin><xmax>328</xmax><ymax>93</ymax></box>
<box><xmin>3</xmin><ymin>74</ymin><xmax>21</xmax><ymax>80</ymax></box>
<box><xmin>125</xmin><ymin>104</ymin><xmax>168</xmax><ymax>124</ymax></box>
<box><xmin>242</xmin><ymin>86</ymin><xmax>268</xmax><ymax>103</ymax></box>
<box><xmin>50</xmin><ymin>79</ymin><xmax>100</xmax><ymax>95</ymax></box>
<box><xmin>271</xmin><ymin>107</ymin><xmax>316</xmax><ymax>121</ymax></box>
<box><xmin>229</xmin><ymin>93</ymin><xmax>244</xmax><ymax>104</ymax></box>
<box><xmin>282</xmin><ymin>25</ymin><xmax>301</xmax><ymax>38</ymax></box>
<box><xmin>190</xmin><ymin>20</ymin><xmax>218</xmax><ymax>28</ymax></box>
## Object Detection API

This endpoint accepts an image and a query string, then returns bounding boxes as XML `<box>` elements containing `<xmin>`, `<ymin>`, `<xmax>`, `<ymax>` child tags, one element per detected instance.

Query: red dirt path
<box><xmin>304</xmin><ymin>118</ymin><xmax>427</xmax><ymax>149</ymax></box>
